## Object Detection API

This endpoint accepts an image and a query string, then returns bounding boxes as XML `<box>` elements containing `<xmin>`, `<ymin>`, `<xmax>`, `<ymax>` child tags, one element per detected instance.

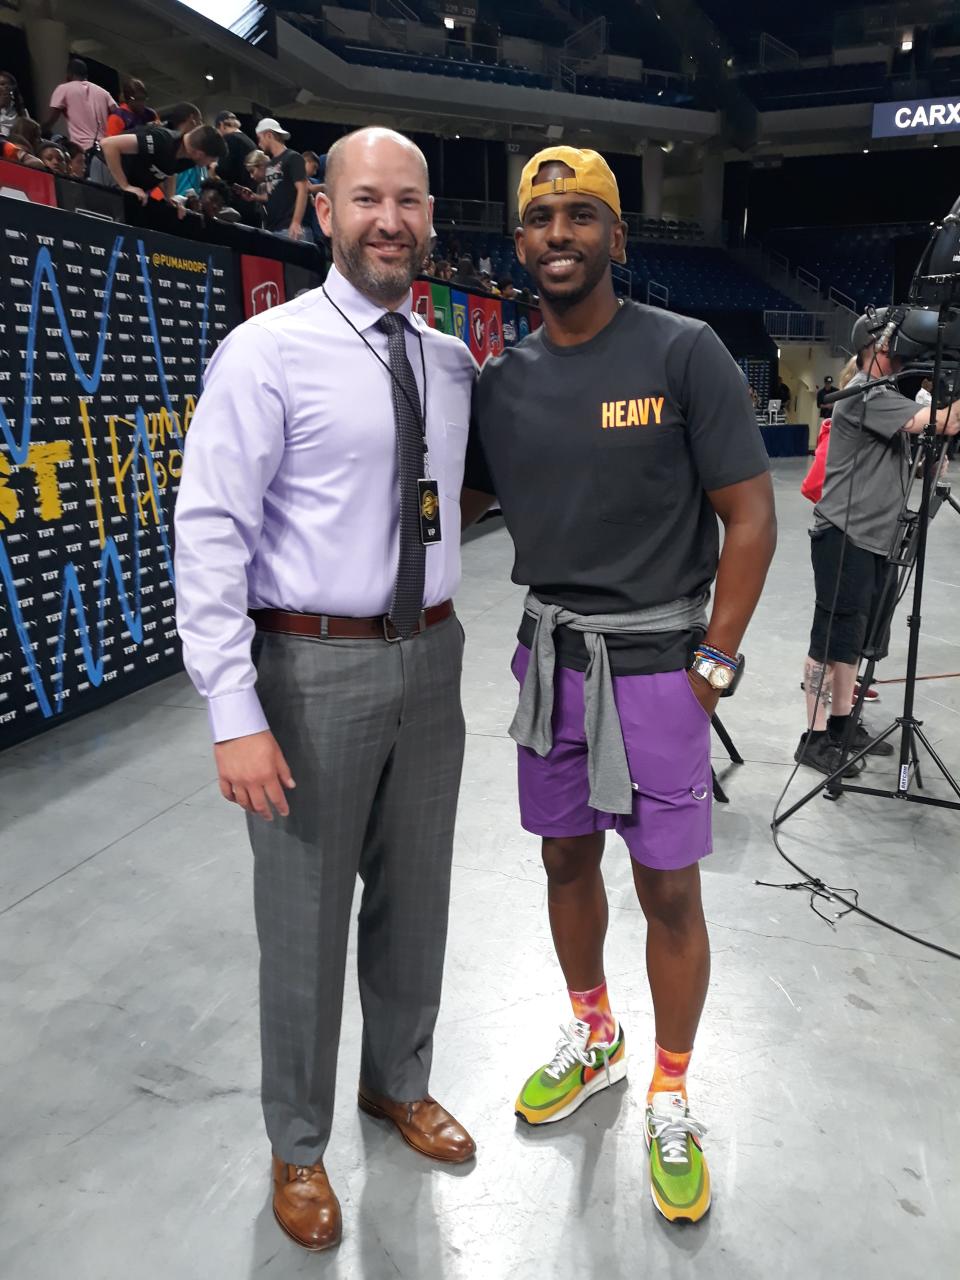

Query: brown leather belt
<box><xmin>249</xmin><ymin>599</ymin><xmax>454</xmax><ymax>642</ymax></box>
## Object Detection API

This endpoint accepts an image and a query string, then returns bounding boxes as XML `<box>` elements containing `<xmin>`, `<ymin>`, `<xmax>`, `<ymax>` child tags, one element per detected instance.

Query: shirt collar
<box><xmin>324</xmin><ymin>262</ymin><xmax>414</xmax><ymax>334</ymax></box>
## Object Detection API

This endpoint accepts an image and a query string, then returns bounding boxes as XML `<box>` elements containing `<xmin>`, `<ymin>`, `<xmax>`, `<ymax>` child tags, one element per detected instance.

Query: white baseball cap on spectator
<box><xmin>255</xmin><ymin>117</ymin><xmax>290</xmax><ymax>140</ymax></box>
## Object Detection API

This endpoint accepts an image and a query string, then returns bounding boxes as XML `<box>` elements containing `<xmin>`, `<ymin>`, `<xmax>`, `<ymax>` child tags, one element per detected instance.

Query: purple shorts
<box><xmin>512</xmin><ymin>644</ymin><xmax>712</xmax><ymax>871</ymax></box>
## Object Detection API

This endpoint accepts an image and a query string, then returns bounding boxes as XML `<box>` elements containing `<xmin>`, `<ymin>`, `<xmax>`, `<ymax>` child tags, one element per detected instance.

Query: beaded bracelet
<box><xmin>694</xmin><ymin>644</ymin><xmax>738</xmax><ymax>670</ymax></box>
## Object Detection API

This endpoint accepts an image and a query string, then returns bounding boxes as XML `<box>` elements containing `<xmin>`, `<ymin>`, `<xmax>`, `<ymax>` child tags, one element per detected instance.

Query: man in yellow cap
<box><xmin>461</xmin><ymin>146</ymin><xmax>777</xmax><ymax>1222</ymax></box>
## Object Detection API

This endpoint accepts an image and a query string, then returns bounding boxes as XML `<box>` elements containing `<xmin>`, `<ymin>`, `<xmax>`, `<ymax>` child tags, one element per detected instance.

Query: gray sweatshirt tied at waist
<box><xmin>508</xmin><ymin>591</ymin><xmax>709</xmax><ymax>815</ymax></box>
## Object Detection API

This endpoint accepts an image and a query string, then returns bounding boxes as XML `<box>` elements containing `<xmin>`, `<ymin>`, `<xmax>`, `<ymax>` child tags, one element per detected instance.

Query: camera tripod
<box><xmin>774</xmin><ymin>313</ymin><xmax>960</xmax><ymax>826</ymax></box>
<box><xmin>711</xmin><ymin>714</ymin><xmax>743</xmax><ymax>804</ymax></box>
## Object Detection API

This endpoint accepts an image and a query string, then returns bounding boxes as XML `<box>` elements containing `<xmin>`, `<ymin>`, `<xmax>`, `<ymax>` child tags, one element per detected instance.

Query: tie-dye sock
<box><xmin>568</xmin><ymin>980</ymin><xmax>617</xmax><ymax>1047</ymax></box>
<box><xmin>647</xmin><ymin>1043</ymin><xmax>692</xmax><ymax>1102</ymax></box>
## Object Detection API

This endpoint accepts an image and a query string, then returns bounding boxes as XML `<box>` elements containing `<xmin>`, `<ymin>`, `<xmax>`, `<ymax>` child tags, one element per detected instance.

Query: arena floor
<box><xmin>1</xmin><ymin>458</ymin><xmax>958</xmax><ymax>1279</ymax></box>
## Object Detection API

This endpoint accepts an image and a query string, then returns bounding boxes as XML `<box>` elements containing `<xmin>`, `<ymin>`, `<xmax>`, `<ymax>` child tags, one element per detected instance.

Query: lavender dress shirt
<box><xmin>174</xmin><ymin>265</ymin><xmax>477</xmax><ymax>743</ymax></box>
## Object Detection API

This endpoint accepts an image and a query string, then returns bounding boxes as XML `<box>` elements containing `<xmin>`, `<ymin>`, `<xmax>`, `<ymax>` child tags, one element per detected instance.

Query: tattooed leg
<box><xmin>804</xmin><ymin>656</ymin><xmax>832</xmax><ymax>731</ymax></box>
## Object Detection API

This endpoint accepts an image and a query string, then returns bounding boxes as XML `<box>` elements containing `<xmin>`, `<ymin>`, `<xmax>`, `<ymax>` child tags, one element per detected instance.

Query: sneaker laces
<box><xmin>544</xmin><ymin>1022</ymin><xmax>613</xmax><ymax>1086</ymax></box>
<box><xmin>648</xmin><ymin>1107</ymin><xmax>707</xmax><ymax>1165</ymax></box>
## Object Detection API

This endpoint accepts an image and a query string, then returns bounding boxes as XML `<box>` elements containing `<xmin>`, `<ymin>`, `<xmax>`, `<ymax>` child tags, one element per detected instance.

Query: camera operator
<box><xmin>797</xmin><ymin>310</ymin><xmax>960</xmax><ymax>775</ymax></box>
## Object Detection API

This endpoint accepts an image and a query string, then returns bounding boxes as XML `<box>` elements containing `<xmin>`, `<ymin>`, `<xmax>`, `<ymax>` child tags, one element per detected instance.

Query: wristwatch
<box><xmin>689</xmin><ymin>650</ymin><xmax>745</xmax><ymax>697</ymax></box>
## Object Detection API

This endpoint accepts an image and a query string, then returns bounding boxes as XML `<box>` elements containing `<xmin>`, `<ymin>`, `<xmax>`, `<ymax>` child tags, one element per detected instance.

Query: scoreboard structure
<box><xmin>0</xmin><ymin>201</ymin><xmax>238</xmax><ymax>749</ymax></box>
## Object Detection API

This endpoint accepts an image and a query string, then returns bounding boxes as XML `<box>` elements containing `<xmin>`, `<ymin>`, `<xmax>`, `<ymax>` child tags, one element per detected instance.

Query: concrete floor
<box><xmin>2</xmin><ymin>459</ymin><xmax>959</xmax><ymax>1280</ymax></box>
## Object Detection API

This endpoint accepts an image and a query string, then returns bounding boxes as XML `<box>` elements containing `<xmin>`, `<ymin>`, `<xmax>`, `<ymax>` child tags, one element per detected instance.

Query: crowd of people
<box><xmin>0</xmin><ymin>60</ymin><xmax>326</xmax><ymax>244</ymax></box>
<box><xmin>2</xmin><ymin>57</ymin><xmax>544</xmax><ymax>295</ymax></box>
<box><xmin>424</xmin><ymin>248</ymin><xmax>534</xmax><ymax>302</ymax></box>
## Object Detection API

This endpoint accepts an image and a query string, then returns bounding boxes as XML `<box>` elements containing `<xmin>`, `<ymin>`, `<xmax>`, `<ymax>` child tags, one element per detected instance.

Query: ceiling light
<box><xmin>863</xmin><ymin>147</ymin><xmax>869</xmax><ymax>153</ymax></box>
<box><xmin>725</xmin><ymin>57</ymin><xmax>734</xmax><ymax>68</ymax></box>
<box><xmin>205</xmin><ymin>73</ymin><xmax>214</xmax><ymax>82</ymax></box>
<box><xmin>454</xmin><ymin>133</ymin><xmax>460</xmax><ymax>139</ymax></box>
<box><xmin>657</xmin><ymin>88</ymin><xmax>663</xmax><ymax>96</ymax></box>
<box><xmin>901</xmin><ymin>35</ymin><xmax>913</xmax><ymax>52</ymax></box>
<box><xmin>443</xmin><ymin>16</ymin><xmax>455</xmax><ymax>28</ymax></box>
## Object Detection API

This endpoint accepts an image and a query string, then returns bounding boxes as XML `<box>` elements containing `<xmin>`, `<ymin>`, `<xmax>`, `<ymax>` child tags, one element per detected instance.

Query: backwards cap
<box><xmin>518</xmin><ymin>146</ymin><xmax>627</xmax><ymax>264</ymax></box>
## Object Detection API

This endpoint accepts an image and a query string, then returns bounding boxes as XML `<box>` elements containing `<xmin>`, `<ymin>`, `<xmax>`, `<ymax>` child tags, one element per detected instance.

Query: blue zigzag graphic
<box><xmin>0</xmin><ymin>233</ymin><xmax>211</xmax><ymax>718</ymax></box>
<box><xmin>0</xmin><ymin>411</ymin><xmax>171</xmax><ymax>718</ymax></box>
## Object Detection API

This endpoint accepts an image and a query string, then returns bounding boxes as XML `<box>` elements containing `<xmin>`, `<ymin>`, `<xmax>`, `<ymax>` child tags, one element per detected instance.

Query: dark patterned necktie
<box><xmin>376</xmin><ymin>311</ymin><xmax>426</xmax><ymax>638</ymax></box>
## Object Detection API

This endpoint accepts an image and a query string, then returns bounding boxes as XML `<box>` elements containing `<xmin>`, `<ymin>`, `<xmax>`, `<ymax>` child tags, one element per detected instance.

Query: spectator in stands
<box><xmin>165</xmin><ymin>103</ymin><xmax>211</xmax><ymax>200</ymax></box>
<box><xmin>451</xmin><ymin>254</ymin><xmax>481</xmax><ymax>288</ymax></box>
<box><xmin>255</xmin><ymin>116</ymin><xmax>310</xmax><ymax>242</ymax></box>
<box><xmin>214</xmin><ymin>110</ymin><xmax>255</xmax><ymax>185</ymax></box>
<box><xmin>44</xmin><ymin>58</ymin><xmax>116</xmax><ymax>157</ymax></box>
<box><xmin>303</xmin><ymin>149</ymin><xmax>325</xmax><ymax>186</ymax></box>
<box><xmin>0</xmin><ymin>71</ymin><xmax>19</xmax><ymax>136</ymax></box>
<box><xmin>1</xmin><ymin>134</ymin><xmax>46</xmax><ymax>170</ymax></box>
<box><xmin>38</xmin><ymin>141</ymin><xmax>68</xmax><ymax>175</ymax></box>
<box><xmin>0</xmin><ymin>72</ymin><xmax>42</xmax><ymax>151</ymax></box>
<box><xmin>64</xmin><ymin>140</ymin><xmax>87</xmax><ymax>180</ymax></box>
<box><xmin>302</xmin><ymin>149</ymin><xmax>325</xmax><ymax>241</ymax></box>
<box><xmin>230</xmin><ymin>148</ymin><xmax>269</xmax><ymax>227</ymax></box>
<box><xmin>775</xmin><ymin>378</ymin><xmax>792</xmax><ymax>413</ymax></box>
<box><xmin>105</xmin><ymin>78</ymin><xmax>159</xmax><ymax>136</ymax></box>
<box><xmin>499</xmin><ymin>275</ymin><xmax>517</xmax><ymax>300</ymax></box>
<box><xmin>199</xmin><ymin>177</ymin><xmax>241</xmax><ymax>223</ymax></box>
<box><xmin>98</xmin><ymin>116</ymin><xmax>226</xmax><ymax>207</ymax></box>
<box><xmin>815</xmin><ymin>375</ymin><xmax>834</xmax><ymax>419</ymax></box>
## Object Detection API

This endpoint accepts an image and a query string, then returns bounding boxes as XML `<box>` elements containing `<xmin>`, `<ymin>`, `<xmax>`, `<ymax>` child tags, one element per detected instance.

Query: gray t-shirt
<box><xmin>465</xmin><ymin>301</ymin><xmax>770</xmax><ymax>673</ymax></box>
<box><xmin>814</xmin><ymin>372</ymin><xmax>916</xmax><ymax>556</ymax></box>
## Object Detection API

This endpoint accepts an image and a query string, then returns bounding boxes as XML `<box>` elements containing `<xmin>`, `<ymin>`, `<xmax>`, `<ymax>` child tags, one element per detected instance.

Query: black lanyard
<box><xmin>321</xmin><ymin>286</ymin><xmax>429</xmax><ymax>454</ymax></box>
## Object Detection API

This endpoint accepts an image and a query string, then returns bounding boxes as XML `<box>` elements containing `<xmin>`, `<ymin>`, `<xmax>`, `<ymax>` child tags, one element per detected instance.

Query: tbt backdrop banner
<box><xmin>0</xmin><ymin>200</ymin><xmax>239</xmax><ymax>749</ymax></box>
<box><xmin>0</xmin><ymin>197</ymin><xmax>538</xmax><ymax>750</ymax></box>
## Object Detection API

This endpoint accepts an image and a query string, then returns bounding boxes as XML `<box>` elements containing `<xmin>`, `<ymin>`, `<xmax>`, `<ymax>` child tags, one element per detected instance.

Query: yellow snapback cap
<box><xmin>517</xmin><ymin>146</ymin><xmax>626</xmax><ymax>263</ymax></box>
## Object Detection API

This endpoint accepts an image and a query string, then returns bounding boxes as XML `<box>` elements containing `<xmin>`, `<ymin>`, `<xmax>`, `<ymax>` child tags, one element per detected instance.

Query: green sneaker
<box><xmin>515</xmin><ymin>1019</ymin><xmax>627</xmax><ymax>1125</ymax></box>
<box><xmin>645</xmin><ymin>1091</ymin><xmax>711</xmax><ymax>1222</ymax></box>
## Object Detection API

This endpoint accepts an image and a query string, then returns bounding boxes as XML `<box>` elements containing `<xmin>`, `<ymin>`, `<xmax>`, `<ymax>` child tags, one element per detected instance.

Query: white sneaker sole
<box><xmin>517</xmin><ymin>1054</ymin><xmax>628</xmax><ymax>1125</ymax></box>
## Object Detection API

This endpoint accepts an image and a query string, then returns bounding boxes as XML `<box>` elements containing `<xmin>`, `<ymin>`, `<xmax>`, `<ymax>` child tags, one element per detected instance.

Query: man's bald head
<box><xmin>315</xmin><ymin>126</ymin><xmax>434</xmax><ymax>307</ymax></box>
<box><xmin>324</xmin><ymin>127</ymin><xmax>428</xmax><ymax>198</ymax></box>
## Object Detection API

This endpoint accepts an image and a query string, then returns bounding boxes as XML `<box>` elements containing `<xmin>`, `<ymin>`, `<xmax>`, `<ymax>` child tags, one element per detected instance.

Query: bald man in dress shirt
<box><xmin>175</xmin><ymin>127</ymin><xmax>477</xmax><ymax>1253</ymax></box>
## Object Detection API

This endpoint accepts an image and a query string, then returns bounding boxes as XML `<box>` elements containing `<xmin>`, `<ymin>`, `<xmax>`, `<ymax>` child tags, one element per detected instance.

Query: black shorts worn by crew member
<box><xmin>808</xmin><ymin>522</ymin><xmax>888</xmax><ymax>666</ymax></box>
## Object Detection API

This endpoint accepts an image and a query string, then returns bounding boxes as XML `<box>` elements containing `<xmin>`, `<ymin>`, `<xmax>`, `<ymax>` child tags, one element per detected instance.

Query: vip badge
<box><xmin>417</xmin><ymin>479</ymin><xmax>442</xmax><ymax>545</ymax></box>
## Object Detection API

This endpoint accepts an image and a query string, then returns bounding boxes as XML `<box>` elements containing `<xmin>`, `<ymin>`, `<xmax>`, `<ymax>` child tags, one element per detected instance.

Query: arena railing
<box><xmin>763</xmin><ymin>309</ymin><xmax>852</xmax><ymax>351</ymax></box>
<box><xmin>432</xmin><ymin>199</ymin><xmax>505</xmax><ymax>231</ymax></box>
<box><xmin>647</xmin><ymin>280</ymin><xmax>669</xmax><ymax>308</ymax></box>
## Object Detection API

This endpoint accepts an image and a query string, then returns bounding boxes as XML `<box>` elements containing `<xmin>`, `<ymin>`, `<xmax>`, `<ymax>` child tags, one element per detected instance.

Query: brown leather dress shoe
<box><xmin>271</xmin><ymin>1155</ymin><xmax>342</xmax><ymax>1251</ymax></box>
<box><xmin>357</xmin><ymin>1086</ymin><xmax>477</xmax><ymax>1164</ymax></box>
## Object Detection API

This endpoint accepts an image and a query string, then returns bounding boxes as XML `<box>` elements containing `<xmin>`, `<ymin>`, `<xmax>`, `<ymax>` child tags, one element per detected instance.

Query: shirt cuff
<box><xmin>207</xmin><ymin>687</ymin><xmax>270</xmax><ymax>743</ymax></box>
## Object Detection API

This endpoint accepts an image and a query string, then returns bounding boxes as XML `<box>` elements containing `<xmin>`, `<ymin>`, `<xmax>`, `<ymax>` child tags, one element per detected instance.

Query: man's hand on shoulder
<box><xmin>214</xmin><ymin>729</ymin><xmax>296</xmax><ymax>820</ymax></box>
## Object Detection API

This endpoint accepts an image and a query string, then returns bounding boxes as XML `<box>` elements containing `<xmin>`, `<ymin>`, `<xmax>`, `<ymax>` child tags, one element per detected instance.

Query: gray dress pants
<box><xmin>247</xmin><ymin>615</ymin><xmax>465</xmax><ymax>1165</ymax></box>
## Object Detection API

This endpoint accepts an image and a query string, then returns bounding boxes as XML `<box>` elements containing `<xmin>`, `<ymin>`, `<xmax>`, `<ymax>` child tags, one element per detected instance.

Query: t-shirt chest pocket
<box><xmin>593</xmin><ymin>427</ymin><xmax>686</xmax><ymax>527</ymax></box>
